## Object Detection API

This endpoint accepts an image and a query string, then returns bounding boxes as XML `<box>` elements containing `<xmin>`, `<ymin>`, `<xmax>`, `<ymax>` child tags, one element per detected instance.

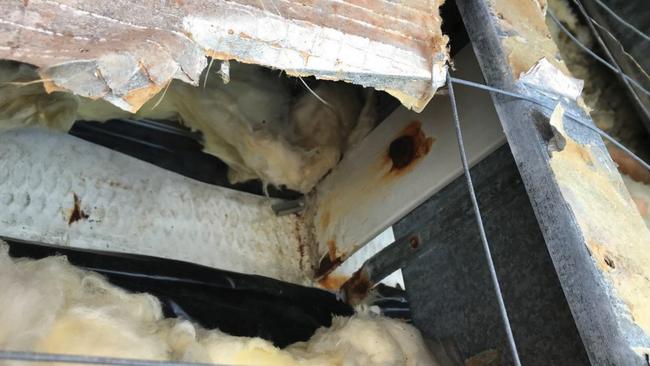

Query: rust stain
<box><xmin>293</xmin><ymin>219</ymin><xmax>306</xmax><ymax>271</ymax></box>
<box><xmin>298</xmin><ymin>243</ymin><xmax>305</xmax><ymax>271</ymax></box>
<box><xmin>608</xmin><ymin>145</ymin><xmax>650</xmax><ymax>184</ymax></box>
<box><xmin>342</xmin><ymin>268</ymin><xmax>372</xmax><ymax>305</ymax></box>
<box><xmin>124</xmin><ymin>83</ymin><xmax>166</xmax><ymax>112</ymax></box>
<box><xmin>6</xmin><ymin>0</ymin><xmax>447</xmax><ymax>114</ymax></box>
<box><xmin>138</xmin><ymin>60</ymin><xmax>156</xmax><ymax>85</ymax></box>
<box><xmin>106</xmin><ymin>180</ymin><xmax>130</xmax><ymax>189</ymax></box>
<box><xmin>315</xmin><ymin>252</ymin><xmax>343</xmax><ymax>278</ymax></box>
<box><xmin>238</xmin><ymin>32</ymin><xmax>253</xmax><ymax>40</ymax></box>
<box><xmin>318</xmin><ymin>274</ymin><xmax>349</xmax><ymax>290</ymax></box>
<box><xmin>587</xmin><ymin>240</ymin><xmax>616</xmax><ymax>273</ymax></box>
<box><xmin>409</xmin><ymin>236</ymin><xmax>419</xmax><ymax>249</ymax></box>
<box><xmin>384</xmin><ymin>121</ymin><xmax>434</xmax><ymax>178</ymax></box>
<box><xmin>465</xmin><ymin>349</ymin><xmax>500</xmax><ymax>366</ymax></box>
<box><xmin>319</xmin><ymin>211</ymin><xmax>330</xmax><ymax>230</ymax></box>
<box><xmin>550</xmin><ymin>105</ymin><xmax>650</xmax><ymax>334</ymax></box>
<box><xmin>68</xmin><ymin>193</ymin><xmax>89</xmax><ymax>225</ymax></box>
<box><xmin>41</xmin><ymin>78</ymin><xmax>60</xmax><ymax>94</ymax></box>
<box><xmin>327</xmin><ymin>239</ymin><xmax>337</xmax><ymax>261</ymax></box>
<box><xmin>604</xmin><ymin>255</ymin><xmax>616</xmax><ymax>269</ymax></box>
<box><xmin>205</xmin><ymin>50</ymin><xmax>238</xmax><ymax>62</ymax></box>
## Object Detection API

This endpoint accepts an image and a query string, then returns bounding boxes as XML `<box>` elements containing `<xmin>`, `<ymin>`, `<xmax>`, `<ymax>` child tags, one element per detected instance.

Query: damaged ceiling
<box><xmin>1</xmin><ymin>0</ymin><xmax>448</xmax><ymax>113</ymax></box>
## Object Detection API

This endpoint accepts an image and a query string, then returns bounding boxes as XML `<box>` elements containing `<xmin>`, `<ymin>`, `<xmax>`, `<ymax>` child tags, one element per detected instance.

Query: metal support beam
<box><xmin>310</xmin><ymin>46</ymin><xmax>505</xmax><ymax>281</ymax></box>
<box><xmin>0</xmin><ymin>128</ymin><xmax>309</xmax><ymax>284</ymax></box>
<box><xmin>456</xmin><ymin>1</ymin><xmax>649</xmax><ymax>364</ymax></box>
<box><xmin>396</xmin><ymin>145</ymin><xmax>590</xmax><ymax>365</ymax></box>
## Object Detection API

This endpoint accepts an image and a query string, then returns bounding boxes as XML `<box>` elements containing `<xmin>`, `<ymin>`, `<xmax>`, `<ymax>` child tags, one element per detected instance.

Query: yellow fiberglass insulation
<box><xmin>545</xmin><ymin>0</ymin><xmax>649</xmax><ymax>157</ymax></box>
<box><xmin>0</xmin><ymin>60</ymin><xmax>375</xmax><ymax>194</ymax></box>
<box><xmin>0</xmin><ymin>241</ymin><xmax>440</xmax><ymax>366</ymax></box>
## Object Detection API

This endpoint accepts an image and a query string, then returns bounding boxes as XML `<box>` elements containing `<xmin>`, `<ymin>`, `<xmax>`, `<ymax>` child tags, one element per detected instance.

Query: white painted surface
<box><xmin>311</xmin><ymin>46</ymin><xmax>506</xmax><ymax>278</ymax></box>
<box><xmin>335</xmin><ymin>227</ymin><xmax>405</xmax><ymax>289</ymax></box>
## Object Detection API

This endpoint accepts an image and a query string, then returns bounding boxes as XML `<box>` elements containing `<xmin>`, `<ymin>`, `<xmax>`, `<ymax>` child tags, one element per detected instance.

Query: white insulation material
<box><xmin>0</xmin><ymin>129</ymin><xmax>308</xmax><ymax>284</ymax></box>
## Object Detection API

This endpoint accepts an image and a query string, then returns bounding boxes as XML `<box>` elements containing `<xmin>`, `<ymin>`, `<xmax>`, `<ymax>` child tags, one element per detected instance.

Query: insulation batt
<box><xmin>0</xmin><ymin>61</ymin><xmax>374</xmax><ymax>193</ymax></box>
<box><xmin>0</xmin><ymin>241</ymin><xmax>440</xmax><ymax>366</ymax></box>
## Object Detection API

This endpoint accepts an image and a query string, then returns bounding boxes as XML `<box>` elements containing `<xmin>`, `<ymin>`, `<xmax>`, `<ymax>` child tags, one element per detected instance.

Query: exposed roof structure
<box><xmin>0</xmin><ymin>0</ymin><xmax>448</xmax><ymax>112</ymax></box>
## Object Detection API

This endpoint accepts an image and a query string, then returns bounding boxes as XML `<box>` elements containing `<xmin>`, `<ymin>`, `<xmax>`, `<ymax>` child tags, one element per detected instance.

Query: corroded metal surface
<box><xmin>457</xmin><ymin>0</ymin><xmax>649</xmax><ymax>362</ymax></box>
<box><xmin>548</xmin><ymin>105</ymin><xmax>650</xmax><ymax>353</ymax></box>
<box><xmin>308</xmin><ymin>47</ymin><xmax>504</xmax><ymax>281</ymax></box>
<box><xmin>494</xmin><ymin>0</ymin><xmax>650</xmax><ymax>354</ymax></box>
<box><xmin>0</xmin><ymin>128</ymin><xmax>310</xmax><ymax>284</ymax></box>
<box><xmin>0</xmin><ymin>0</ymin><xmax>448</xmax><ymax>112</ymax></box>
<box><xmin>489</xmin><ymin>0</ymin><xmax>570</xmax><ymax>78</ymax></box>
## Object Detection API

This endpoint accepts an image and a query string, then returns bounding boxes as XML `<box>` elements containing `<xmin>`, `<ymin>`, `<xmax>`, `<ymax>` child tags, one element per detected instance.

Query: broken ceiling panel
<box><xmin>0</xmin><ymin>0</ymin><xmax>448</xmax><ymax>112</ymax></box>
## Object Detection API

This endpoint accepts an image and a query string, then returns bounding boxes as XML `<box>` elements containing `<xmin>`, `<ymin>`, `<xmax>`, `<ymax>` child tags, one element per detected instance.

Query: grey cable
<box><xmin>592</xmin><ymin>0</ymin><xmax>650</xmax><ymax>42</ymax></box>
<box><xmin>571</xmin><ymin>0</ymin><xmax>650</xmax><ymax>87</ymax></box>
<box><xmin>449</xmin><ymin>76</ymin><xmax>650</xmax><ymax>173</ymax></box>
<box><xmin>0</xmin><ymin>351</ymin><xmax>235</xmax><ymax>366</ymax></box>
<box><xmin>573</xmin><ymin>0</ymin><xmax>650</xmax><ymax>78</ymax></box>
<box><xmin>587</xmin><ymin>18</ymin><xmax>650</xmax><ymax>81</ymax></box>
<box><xmin>446</xmin><ymin>72</ymin><xmax>522</xmax><ymax>366</ymax></box>
<box><xmin>569</xmin><ymin>0</ymin><xmax>650</xmax><ymax>140</ymax></box>
<box><xmin>548</xmin><ymin>10</ymin><xmax>650</xmax><ymax>96</ymax></box>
